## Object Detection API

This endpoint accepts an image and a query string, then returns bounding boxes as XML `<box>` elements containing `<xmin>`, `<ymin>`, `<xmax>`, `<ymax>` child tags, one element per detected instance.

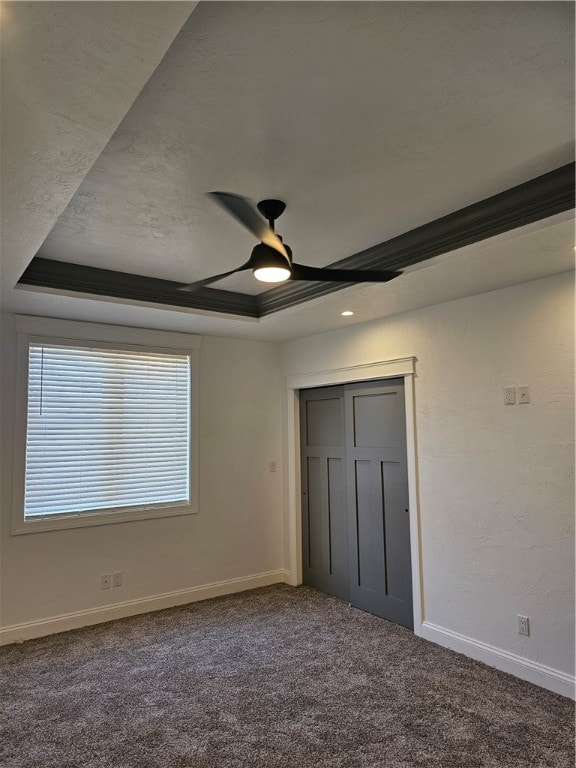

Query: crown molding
<box><xmin>17</xmin><ymin>163</ymin><xmax>575</xmax><ymax>318</ymax></box>
<box><xmin>18</xmin><ymin>258</ymin><xmax>257</xmax><ymax>317</ymax></box>
<box><xmin>257</xmin><ymin>163</ymin><xmax>575</xmax><ymax>314</ymax></box>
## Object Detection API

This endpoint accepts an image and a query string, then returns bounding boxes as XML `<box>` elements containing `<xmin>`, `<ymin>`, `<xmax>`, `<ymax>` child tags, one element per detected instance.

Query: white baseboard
<box><xmin>0</xmin><ymin>569</ymin><xmax>290</xmax><ymax>646</ymax></box>
<box><xmin>419</xmin><ymin>620</ymin><xmax>575</xmax><ymax>700</ymax></box>
<box><xmin>282</xmin><ymin>570</ymin><xmax>300</xmax><ymax>587</ymax></box>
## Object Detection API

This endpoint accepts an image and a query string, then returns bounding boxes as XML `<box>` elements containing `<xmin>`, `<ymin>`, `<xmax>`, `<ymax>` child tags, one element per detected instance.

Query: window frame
<box><xmin>12</xmin><ymin>316</ymin><xmax>201</xmax><ymax>535</ymax></box>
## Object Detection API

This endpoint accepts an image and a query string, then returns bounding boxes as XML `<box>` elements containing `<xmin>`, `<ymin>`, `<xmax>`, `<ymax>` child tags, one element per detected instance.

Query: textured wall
<box><xmin>281</xmin><ymin>272</ymin><xmax>575</xmax><ymax>676</ymax></box>
<box><xmin>1</xmin><ymin>273</ymin><xmax>573</xmax><ymax>679</ymax></box>
<box><xmin>0</xmin><ymin>320</ymin><xmax>283</xmax><ymax>626</ymax></box>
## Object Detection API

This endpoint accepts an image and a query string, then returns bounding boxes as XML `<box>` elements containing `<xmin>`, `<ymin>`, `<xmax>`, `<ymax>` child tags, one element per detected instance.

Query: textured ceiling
<box><xmin>12</xmin><ymin>213</ymin><xmax>575</xmax><ymax>342</ymax></box>
<box><xmin>1</xmin><ymin>1</ymin><xmax>574</xmax><ymax>339</ymax></box>
<box><xmin>0</xmin><ymin>1</ymin><xmax>196</xmax><ymax>289</ymax></box>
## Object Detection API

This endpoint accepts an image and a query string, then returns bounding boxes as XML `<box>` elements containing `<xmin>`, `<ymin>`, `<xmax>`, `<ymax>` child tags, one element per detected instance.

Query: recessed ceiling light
<box><xmin>341</xmin><ymin>310</ymin><xmax>354</xmax><ymax>317</ymax></box>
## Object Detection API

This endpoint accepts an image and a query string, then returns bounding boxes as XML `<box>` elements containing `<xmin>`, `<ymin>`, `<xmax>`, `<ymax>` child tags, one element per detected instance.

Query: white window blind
<box><xmin>24</xmin><ymin>343</ymin><xmax>191</xmax><ymax>519</ymax></box>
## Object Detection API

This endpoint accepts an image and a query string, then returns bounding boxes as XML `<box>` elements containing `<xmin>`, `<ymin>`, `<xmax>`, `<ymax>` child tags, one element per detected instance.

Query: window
<box><xmin>12</xmin><ymin>318</ymin><xmax>200</xmax><ymax>534</ymax></box>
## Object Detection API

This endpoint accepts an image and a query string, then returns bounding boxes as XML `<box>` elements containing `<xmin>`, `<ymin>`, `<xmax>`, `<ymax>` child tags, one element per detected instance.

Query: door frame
<box><xmin>284</xmin><ymin>356</ymin><xmax>424</xmax><ymax>635</ymax></box>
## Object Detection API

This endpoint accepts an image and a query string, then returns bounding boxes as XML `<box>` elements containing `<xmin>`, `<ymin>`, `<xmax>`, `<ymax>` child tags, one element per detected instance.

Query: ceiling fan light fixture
<box><xmin>250</xmin><ymin>242</ymin><xmax>292</xmax><ymax>283</ymax></box>
<box><xmin>254</xmin><ymin>266</ymin><xmax>292</xmax><ymax>283</ymax></box>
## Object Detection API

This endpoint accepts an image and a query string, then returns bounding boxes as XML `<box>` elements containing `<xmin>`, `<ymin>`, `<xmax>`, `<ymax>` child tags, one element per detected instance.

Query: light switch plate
<box><xmin>504</xmin><ymin>386</ymin><xmax>516</xmax><ymax>405</ymax></box>
<box><xmin>517</xmin><ymin>386</ymin><xmax>530</xmax><ymax>404</ymax></box>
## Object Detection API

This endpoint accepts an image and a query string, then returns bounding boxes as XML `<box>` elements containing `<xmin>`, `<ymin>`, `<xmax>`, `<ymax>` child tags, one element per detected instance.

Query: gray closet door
<box><xmin>300</xmin><ymin>387</ymin><xmax>349</xmax><ymax>601</ymax></box>
<box><xmin>345</xmin><ymin>379</ymin><xmax>413</xmax><ymax>628</ymax></box>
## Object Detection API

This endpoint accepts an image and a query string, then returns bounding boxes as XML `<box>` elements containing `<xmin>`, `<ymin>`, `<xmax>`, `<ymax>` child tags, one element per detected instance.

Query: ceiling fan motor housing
<box><xmin>250</xmin><ymin>242</ymin><xmax>293</xmax><ymax>271</ymax></box>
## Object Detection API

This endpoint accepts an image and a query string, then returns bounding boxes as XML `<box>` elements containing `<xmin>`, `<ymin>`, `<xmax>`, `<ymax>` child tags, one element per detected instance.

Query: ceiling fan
<box><xmin>179</xmin><ymin>192</ymin><xmax>402</xmax><ymax>292</ymax></box>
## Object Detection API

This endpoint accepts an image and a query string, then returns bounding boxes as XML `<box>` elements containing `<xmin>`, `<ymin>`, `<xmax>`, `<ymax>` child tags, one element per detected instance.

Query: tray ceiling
<box><xmin>2</xmin><ymin>1</ymin><xmax>574</xmax><ymax>339</ymax></box>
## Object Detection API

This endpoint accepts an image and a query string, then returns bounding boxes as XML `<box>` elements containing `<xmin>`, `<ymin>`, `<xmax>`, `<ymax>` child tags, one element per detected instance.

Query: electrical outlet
<box><xmin>518</xmin><ymin>615</ymin><xmax>530</xmax><ymax>636</ymax></box>
<box><xmin>269</xmin><ymin>460</ymin><xmax>277</xmax><ymax>473</ymax></box>
<box><xmin>112</xmin><ymin>571</ymin><xmax>123</xmax><ymax>587</ymax></box>
<box><xmin>503</xmin><ymin>386</ymin><xmax>516</xmax><ymax>405</ymax></box>
<box><xmin>101</xmin><ymin>574</ymin><xmax>111</xmax><ymax>590</ymax></box>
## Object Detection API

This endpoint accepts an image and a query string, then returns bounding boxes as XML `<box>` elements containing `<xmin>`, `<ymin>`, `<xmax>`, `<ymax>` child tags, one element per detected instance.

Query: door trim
<box><xmin>286</xmin><ymin>357</ymin><xmax>415</xmax><ymax>390</ymax></box>
<box><xmin>284</xmin><ymin>356</ymin><xmax>424</xmax><ymax>635</ymax></box>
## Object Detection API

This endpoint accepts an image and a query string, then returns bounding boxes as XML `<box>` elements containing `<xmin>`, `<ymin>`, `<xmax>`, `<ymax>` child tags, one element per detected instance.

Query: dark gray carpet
<box><xmin>0</xmin><ymin>584</ymin><xmax>573</xmax><ymax>767</ymax></box>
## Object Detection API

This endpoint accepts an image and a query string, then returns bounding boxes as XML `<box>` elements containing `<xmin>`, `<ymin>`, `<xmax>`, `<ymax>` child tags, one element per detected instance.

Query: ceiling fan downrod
<box><xmin>256</xmin><ymin>199</ymin><xmax>286</xmax><ymax>232</ymax></box>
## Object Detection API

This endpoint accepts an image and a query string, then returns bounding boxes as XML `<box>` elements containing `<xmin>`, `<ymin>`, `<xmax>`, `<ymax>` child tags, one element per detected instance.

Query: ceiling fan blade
<box><xmin>291</xmin><ymin>263</ymin><xmax>401</xmax><ymax>283</ymax></box>
<box><xmin>208</xmin><ymin>192</ymin><xmax>289</xmax><ymax>262</ymax></box>
<box><xmin>178</xmin><ymin>261</ymin><xmax>251</xmax><ymax>292</ymax></box>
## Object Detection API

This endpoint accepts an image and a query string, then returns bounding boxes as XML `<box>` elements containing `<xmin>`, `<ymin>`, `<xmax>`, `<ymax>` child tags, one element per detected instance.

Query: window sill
<box><xmin>11</xmin><ymin>503</ymin><xmax>198</xmax><ymax>535</ymax></box>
